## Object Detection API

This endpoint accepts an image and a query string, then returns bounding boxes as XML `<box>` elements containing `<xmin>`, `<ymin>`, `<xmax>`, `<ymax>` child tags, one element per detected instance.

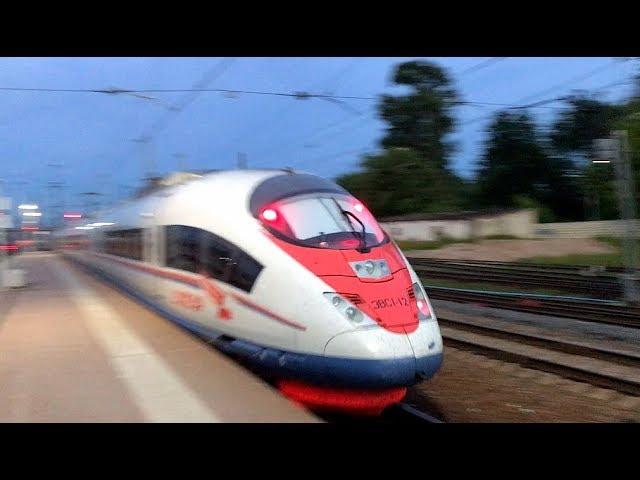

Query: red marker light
<box><xmin>262</xmin><ymin>209</ymin><xmax>278</xmax><ymax>221</ymax></box>
<box><xmin>416</xmin><ymin>300</ymin><xmax>431</xmax><ymax>317</ymax></box>
<box><xmin>340</xmin><ymin>238</ymin><xmax>360</xmax><ymax>248</ymax></box>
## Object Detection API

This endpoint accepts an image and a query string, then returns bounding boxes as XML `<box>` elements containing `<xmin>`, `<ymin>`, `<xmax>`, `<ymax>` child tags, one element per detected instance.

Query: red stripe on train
<box><xmin>88</xmin><ymin>251</ymin><xmax>304</xmax><ymax>330</ymax></box>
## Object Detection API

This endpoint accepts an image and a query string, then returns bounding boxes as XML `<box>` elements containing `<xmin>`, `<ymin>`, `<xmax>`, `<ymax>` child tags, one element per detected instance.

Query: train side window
<box><xmin>228</xmin><ymin>252</ymin><xmax>263</xmax><ymax>292</ymax></box>
<box><xmin>164</xmin><ymin>225</ymin><xmax>262</xmax><ymax>292</ymax></box>
<box><xmin>166</xmin><ymin>225</ymin><xmax>201</xmax><ymax>273</ymax></box>
<box><xmin>103</xmin><ymin>228</ymin><xmax>143</xmax><ymax>261</ymax></box>
<box><xmin>201</xmin><ymin>233</ymin><xmax>234</xmax><ymax>281</ymax></box>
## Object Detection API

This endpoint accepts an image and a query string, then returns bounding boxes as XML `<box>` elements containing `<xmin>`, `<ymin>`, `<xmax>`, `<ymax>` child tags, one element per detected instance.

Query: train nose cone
<box><xmin>405</xmin><ymin>321</ymin><xmax>444</xmax><ymax>380</ymax></box>
<box><xmin>323</xmin><ymin>328</ymin><xmax>417</xmax><ymax>388</ymax></box>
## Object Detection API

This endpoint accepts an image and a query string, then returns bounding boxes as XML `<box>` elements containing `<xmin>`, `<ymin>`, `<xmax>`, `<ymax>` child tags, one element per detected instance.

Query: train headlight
<box><xmin>412</xmin><ymin>282</ymin><xmax>433</xmax><ymax>321</ymax></box>
<box><xmin>344</xmin><ymin>306</ymin><xmax>361</xmax><ymax>322</ymax></box>
<box><xmin>350</xmin><ymin>259</ymin><xmax>391</xmax><ymax>279</ymax></box>
<box><xmin>379</xmin><ymin>261</ymin><xmax>389</xmax><ymax>276</ymax></box>
<box><xmin>324</xmin><ymin>293</ymin><xmax>365</xmax><ymax>325</ymax></box>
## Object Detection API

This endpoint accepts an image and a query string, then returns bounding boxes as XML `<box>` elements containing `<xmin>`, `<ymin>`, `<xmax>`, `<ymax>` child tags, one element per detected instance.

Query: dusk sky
<box><xmin>0</xmin><ymin>57</ymin><xmax>637</xmax><ymax>221</ymax></box>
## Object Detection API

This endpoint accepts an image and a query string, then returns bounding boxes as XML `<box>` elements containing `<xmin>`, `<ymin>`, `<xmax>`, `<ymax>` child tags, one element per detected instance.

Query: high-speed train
<box><xmin>55</xmin><ymin>169</ymin><xmax>443</xmax><ymax>415</ymax></box>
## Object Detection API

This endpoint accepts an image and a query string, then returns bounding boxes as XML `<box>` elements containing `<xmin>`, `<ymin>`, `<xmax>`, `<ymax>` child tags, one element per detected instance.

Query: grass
<box><xmin>396</xmin><ymin>238</ymin><xmax>474</xmax><ymax>250</ymax></box>
<box><xmin>396</xmin><ymin>235</ymin><xmax>520</xmax><ymax>251</ymax></box>
<box><xmin>522</xmin><ymin>236</ymin><xmax>635</xmax><ymax>268</ymax></box>
<box><xmin>522</xmin><ymin>253</ymin><xmax>625</xmax><ymax>268</ymax></box>
<box><xmin>396</xmin><ymin>233</ymin><xmax>634</xmax><ymax>268</ymax></box>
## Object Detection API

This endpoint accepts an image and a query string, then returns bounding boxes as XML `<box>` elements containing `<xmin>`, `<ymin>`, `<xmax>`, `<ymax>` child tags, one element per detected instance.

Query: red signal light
<box><xmin>261</xmin><ymin>208</ymin><xmax>278</xmax><ymax>222</ymax></box>
<box><xmin>258</xmin><ymin>205</ymin><xmax>295</xmax><ymax>238</ymax></box>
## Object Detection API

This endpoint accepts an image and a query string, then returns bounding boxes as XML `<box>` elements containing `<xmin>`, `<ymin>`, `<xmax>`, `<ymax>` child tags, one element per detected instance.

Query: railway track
<box><xmin>410</xmin><ymin>257</ymin><xmax>628</xmax><ymax>274</ymax></box>
<box><xmin>408</xmin><ymin>257</ymin><xmax>628</xmax><ymax>299</ymax></box>
<box><xmin>320</xmin><ymin>402</ymin><xmax>446</xmax><ymax>424</ymax></box>
<box><xmin>439</xmin><ymin>316</ymin><xmax>640</xmax><ymax>397</ymax></box>
<box><xmin>426</xmin><ymin>285</ymin><xmax>640</xmax><ymax>328</ymax></box>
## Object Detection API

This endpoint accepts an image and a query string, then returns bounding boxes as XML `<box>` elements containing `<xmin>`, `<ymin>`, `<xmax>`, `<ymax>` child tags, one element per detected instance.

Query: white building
<box><xmin>379</xmin><ymin>208</ymin><xmax>538</xmax><ymax>242</ymax></box>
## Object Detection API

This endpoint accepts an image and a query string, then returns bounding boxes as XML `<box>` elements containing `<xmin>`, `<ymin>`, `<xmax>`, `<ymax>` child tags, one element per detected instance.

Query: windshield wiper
<box><xmin>331</xmin><ymin>198</ymin><xmax>369</xmax><ymax>253</ymax></box>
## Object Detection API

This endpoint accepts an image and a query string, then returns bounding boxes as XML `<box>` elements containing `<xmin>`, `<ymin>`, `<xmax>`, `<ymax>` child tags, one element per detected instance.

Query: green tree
<box><xmin>551</xmin><ymin>96</ymin><xmax>622</xmax><ymax>154</ymax></box>
<box><xmin>337</xmin><ymin>60</ymin><xmax>464</xmax><ymax>216</ymax></box>
<box><xmin>378</xmin><ymin>60</ymin><xmax>459</xmax><ymax>171</ymax></box>
<box><xmin>475</xmin><ymin>110</ymin><xmax>582</xmax><ymax>220</ymax></box>
<box><xmin>337</xmin><ymin>148</ymin><xmax>463</xmax><ymax>217</ymax></box>
<box><xmin>550</xmin><ymin>95</ymin><xmax>624</xmax><ymax>220</ymax></box>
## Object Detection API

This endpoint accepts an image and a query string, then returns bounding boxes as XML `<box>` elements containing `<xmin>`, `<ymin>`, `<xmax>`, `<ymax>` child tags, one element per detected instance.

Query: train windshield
<box><xmin>258</xmin><ymin>193</ymin><xmax>387</xmax><ymax>250</ymax></box>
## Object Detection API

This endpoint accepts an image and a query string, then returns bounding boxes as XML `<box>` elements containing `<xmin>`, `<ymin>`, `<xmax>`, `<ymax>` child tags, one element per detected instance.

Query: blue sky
<box><xmin>0</xmin><ymin>57</ymin><xmax>637</xmax><ymax>223</ymax></box>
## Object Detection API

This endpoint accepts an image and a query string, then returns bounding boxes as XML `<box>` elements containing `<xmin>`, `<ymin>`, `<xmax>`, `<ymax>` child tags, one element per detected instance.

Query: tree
<box><xmin>475</xmin><ymin>110</ymin><xmax>582</xmax><ymax>220</ymax></box>
<box><xmin>550</xmin><ymin>95</ymin><xmax>624</xmax><ymax>220</ymax></box>
<box><xmin>378</xmin><ymin>61</ymin><xmax>459</xmax><ymax>172</ymax></box>
<box><xmin>336</xmin><ymin>148</ymin><xmax>463</xmax><ymax>218</ymax></box>
<box><xmin>551</xmin><ymin>96</ymin><xmax>622</xmax><ymax>155</ymax></box>
<box><xmin>336</xmin><ymin>60</ymin><xmax>465</xmax><ymax>217</ymax></box>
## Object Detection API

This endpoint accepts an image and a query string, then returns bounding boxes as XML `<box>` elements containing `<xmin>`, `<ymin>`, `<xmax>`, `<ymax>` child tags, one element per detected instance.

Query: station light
<box><xmin>86</xmin><ymin>222</ymin><xmax>114</xmax><ymax>227</ymax></box>
<box><xmin>63</xmin><ymin>213</ymin><xmax>82</xmax><ymax>219</ymax></box>
<box><xmin>22</xmin><ymin>211</ymin><xmax>42</xmax><ymax>217</ymax></box>
<box><xmin>18</xmin><ymin>204</ymin><xmax>39</xmax><ymax>210</ymax></box>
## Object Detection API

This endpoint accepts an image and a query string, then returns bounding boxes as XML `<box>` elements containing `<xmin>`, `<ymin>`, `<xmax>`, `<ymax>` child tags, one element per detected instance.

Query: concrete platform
<box><xmin>0</xmin><ymin>253</ymin><xmax>319</xmax><ymax>422</ymax></box>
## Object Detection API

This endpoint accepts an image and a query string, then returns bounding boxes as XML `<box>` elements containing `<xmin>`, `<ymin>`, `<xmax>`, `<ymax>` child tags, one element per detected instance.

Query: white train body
<box><xmin>56</xmin><ymin>170</ymin><xmax>443</xmax><ymax>413</ymax></box>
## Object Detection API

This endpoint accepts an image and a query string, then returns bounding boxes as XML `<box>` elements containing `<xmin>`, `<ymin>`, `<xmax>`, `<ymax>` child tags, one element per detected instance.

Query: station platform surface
<box><xmin>0</xmin><ymin>253</ymin><xmax>319</xmax><ymax>422</ymax></box>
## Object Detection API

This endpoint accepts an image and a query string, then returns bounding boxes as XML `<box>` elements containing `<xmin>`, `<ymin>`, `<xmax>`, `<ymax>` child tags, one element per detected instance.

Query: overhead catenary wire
<box><xmin>0</xmin><ymin>85</ymin><xmax>591</xmax><ymax>111</ymax></box>
<box><xmin>220</xmin><ymin>58</ymin><xmax>366</xmax><ymax>161</ymax></box>
<box><xmin>2</xmin><ymin>58</ymin><xmax>635</xmax><ymax>186</ymax></box>
<box><xmin>455</xmin><ymin>57</ymin><xmax>508</xmax><ymax>77</ymax></box>
<box><xmin>250</xmin><ymin>104</ymin><xmax>378</xmax><ymax>165</ymax></box>
<box><xmin>461</xmin><ymin>59</ymin><xmax>635</xmax><ymax>127</ymax></box>
<box><xmin>132</xmin><ymin>58</ymin><xmax>236</xmax><ymax>176</ymax></box>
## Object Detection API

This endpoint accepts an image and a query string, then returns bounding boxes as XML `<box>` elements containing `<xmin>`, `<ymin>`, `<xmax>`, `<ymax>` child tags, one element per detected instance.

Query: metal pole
<box><xmin>612</xmin><ymin>130</ymin><xmax>640</xmax><ymax>303</ymax></box>
<box><xmin>237</xmin><ymin>152</ymin><xmax>247</xmax><ymax>169</ymax></box>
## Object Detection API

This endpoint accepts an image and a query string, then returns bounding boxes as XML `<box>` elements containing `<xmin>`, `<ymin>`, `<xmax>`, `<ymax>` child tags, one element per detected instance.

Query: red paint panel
<box><xmin>266</xmin><ymin>233</ymin><xmax>355</xmax><ymax>277</ymax></box>
<box><xmin>338</xmin><ymin>241</ymin><xmax>408</xmax><ymax>274</ymax></box>
<box><xmin>321</xmin><ymin>272</ymin><xmax>418</xmax><ymax>333</ymax></box>
<box><xmin>265</xmin><ymin>231</ymin><xmax>418</xmax><ymax>333</ymax></box>
<box><xmin>278</xmin><ymin>380</ymin><xmax>406</xmax><ymax>415</ymax></box>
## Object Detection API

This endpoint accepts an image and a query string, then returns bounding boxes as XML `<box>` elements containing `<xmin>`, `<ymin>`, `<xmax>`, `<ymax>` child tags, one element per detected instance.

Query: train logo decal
<box><xmin>171</xmin><ymin>290</ymin><xmax>204</xmax><ymax>312</ymax></box>
<box><xmin>197</xmin><ymin>272</ymin><xmax>233</xmax><ymax>320</ymax></box>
